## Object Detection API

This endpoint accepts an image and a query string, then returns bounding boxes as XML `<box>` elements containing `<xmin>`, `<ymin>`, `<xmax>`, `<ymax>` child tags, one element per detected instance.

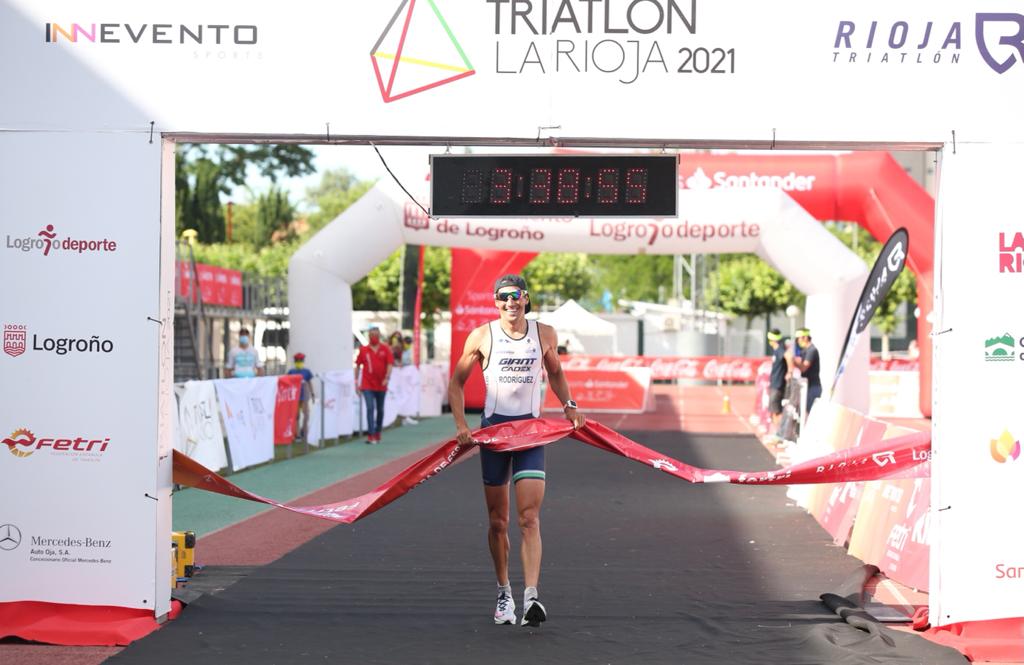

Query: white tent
<box><xmin>539</xmin><ymin>299</ymin><xmax>617</xmax><ymax>355</ymax></box>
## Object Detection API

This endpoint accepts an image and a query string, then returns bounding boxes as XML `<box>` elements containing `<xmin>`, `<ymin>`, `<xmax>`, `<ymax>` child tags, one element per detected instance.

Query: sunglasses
<box><xmin>495</xmin><ymin>289</ymin><xmax>527</xmax><ymax>301</ymax></box>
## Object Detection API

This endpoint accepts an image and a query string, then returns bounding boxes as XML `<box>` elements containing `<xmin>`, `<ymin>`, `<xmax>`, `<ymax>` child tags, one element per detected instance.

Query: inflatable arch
<box><xmin>289</xmin><ymin>183</ymin><xmax>871</xmax><ymax>410</ymax></box>
<box><xmin>673</xmin><ymin>152</ymin><xmax>934</xmax><ymax>417</ymax></box>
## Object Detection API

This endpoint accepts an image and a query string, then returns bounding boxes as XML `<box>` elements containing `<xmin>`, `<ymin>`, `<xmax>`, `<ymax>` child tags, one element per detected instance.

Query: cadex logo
<box><xmin>370</xmin><ymin>0</ymin><xmax>475</xmax><ymax>103</ymax></box>
<box><xmin>5</xmin><ymin>225</ymin><xmax>117</xmax><ymax>257</ymax></box>
<box><xmin>3</xmin><ymin>427</ymin><xmax>111</xmax><ymax>460</ymax></box>
<box><xmin>990</xmin><ymin>429</ymin><xmax>1021</xmax><ymax>464</ymax></box>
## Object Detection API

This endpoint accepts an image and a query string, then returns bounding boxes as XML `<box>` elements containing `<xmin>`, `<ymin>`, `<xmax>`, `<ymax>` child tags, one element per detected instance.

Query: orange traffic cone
<box><xmin>721</xmin><ymin>394</ymin><xmax>732</xmax><ymax>414</ymax></box>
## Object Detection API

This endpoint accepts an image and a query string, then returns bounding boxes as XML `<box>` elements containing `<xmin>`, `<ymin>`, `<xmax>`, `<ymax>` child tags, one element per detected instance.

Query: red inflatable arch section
<box><xmin>676</xmin><ymin>152</ymin><xmax>934</xmax><ymax>417</ymax></box>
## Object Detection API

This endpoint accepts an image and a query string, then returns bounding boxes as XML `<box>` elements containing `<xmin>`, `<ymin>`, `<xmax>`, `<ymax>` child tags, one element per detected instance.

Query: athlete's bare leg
<box><xmin>484</xmin><ymin>484</ymin><xmax>511</xmax><ymax>585</ymax></box>
<box><xmin>514</xmin><ymin>478</ymin><xmax>545</xmax><ymax>588</ymax></box>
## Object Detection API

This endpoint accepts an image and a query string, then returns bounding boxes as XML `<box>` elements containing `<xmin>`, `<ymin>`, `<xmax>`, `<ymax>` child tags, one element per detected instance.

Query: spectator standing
<box><xmin>766</xmin><ymin>329</ymin><xmax>786</xmax><ymax>430</ymax></box>
<box><xmin>389</xmin><ymin>331</ymin><xmax>405</xmax><ymax>368</ymax></box>
<box><xmin>356</xmin><ymin>326</ymin><xmax>393</xmax><ymax>444</ymax></box>
<box><xmin>287</xmin><ymin>352</ymin><xmax>315</xmax><ymax>442</ymax></box>
<box><xmin>226</xmin><ymin>326</ymin><xmax>263</xmax><ymax>378</ymax></box>
<box><xmin>402</xmin><ymin>335</ymin><xmax>414</xmax><ymax>366</ymax></box>
<box><xmin>792</xmin><ymin>327</ymin><xmax>822</xmax><ymax>415</ymax></box>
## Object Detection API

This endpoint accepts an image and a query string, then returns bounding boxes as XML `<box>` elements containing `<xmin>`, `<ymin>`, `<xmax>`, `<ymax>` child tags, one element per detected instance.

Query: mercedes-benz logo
<box><xmin>0</xmin><ymin>524</ymin><xmax>22</xmax><ymax>551</ymax></box>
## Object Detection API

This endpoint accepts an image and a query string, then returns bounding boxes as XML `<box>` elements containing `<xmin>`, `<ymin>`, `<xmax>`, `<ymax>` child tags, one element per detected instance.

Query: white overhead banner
<box><xmin>931</xmin><ymin>143</ymin><xmax>1024</xmax><ymax>625</ymax></box>
<box><xmin>3</xmin><ymin>1</ymin><xmax>1023</xmax><ymax>141</ymax></box>
<box><xmin>174</xmin><ymin>381</ymin><xmax>228</xmax><ymax>472</ymax></box>
<box><xmin>0</xmin><ymin>132</ymin><xmax>165</xmax><ymax>612</ymax></box>
<box><xmin>215</xmin><ymin>377</ymin><xmax>278</xmax><ymax>472</ymax></box>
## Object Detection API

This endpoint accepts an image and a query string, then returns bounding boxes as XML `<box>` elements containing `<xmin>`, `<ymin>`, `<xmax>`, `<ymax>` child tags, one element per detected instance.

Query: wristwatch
<box><xmin>563</xmin><ymin>400</ymin><xmax>578</xmax><ymax>410</ymax></box>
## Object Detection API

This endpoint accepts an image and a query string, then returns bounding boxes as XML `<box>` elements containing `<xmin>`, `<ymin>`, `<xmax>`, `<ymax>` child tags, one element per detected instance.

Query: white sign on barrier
<box><xmin>931</xmin><ymin>144</ymin><xmax>1024</xmax><ymax>625</ymax></box>
<box><xmin>419</xmin><ymin>364</ymin><xmax>447</xmax><ymax>418</ymax></box>
<box><xmin>215</xmin><ymin>377</ymin><xmax>278</xmax><ymax>472</ymax></box>
<box><xmin>309</xmin><ymin>371</ymin><xmax>358</xmax><ymax>442</ymax></box>
<box><xmin>174</xmin><ymin>381</ymin><xmax>228</xmax><ymax>472</ymax></box>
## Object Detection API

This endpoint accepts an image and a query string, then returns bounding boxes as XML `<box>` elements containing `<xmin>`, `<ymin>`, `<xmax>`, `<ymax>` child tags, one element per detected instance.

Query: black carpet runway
<box><xmin>112</xmin><ymin>431</ymin><xmax>964</xmax><ymax>665</ymax></box>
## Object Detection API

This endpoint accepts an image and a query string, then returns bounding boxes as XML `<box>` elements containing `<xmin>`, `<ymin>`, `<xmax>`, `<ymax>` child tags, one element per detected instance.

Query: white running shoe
<box><xmin>521</xmin><ymin>596</ymin><xmax>547</xmax><ymax>627</ymax></box>
<box><xmin>494</xmin><ymin>589</ymin><xmax>516</xmax><ymax>625</ymax></box>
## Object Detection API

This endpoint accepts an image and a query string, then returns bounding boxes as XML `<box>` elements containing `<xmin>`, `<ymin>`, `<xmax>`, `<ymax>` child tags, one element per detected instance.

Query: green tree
<box><xmin>175</xmin><ymin>144</ymin><xmax>315</xmax><ymax>242</ymax></box>
<box><xmin>523</xmin><ymin>253</ymin><xmax>593</xmax><ymax>309</ymax></box>
<box><xmin>351</xmin><ymin>246</ymin><xmax>451</xmax><ymax>328</ymax></box>
<box><xmin>707</xmin><ymin>255</ymin><xmax>803</xmax><ymax>353</ymax></box>
<box><xmin>586</xmin><ymin>255</ymin><xmax>675</xmax><ymax>304</ymax></box>
<box><xmin>305</xmin><ymin>168</ymin><xmax>376</xmax><ymax>233</ymax></box>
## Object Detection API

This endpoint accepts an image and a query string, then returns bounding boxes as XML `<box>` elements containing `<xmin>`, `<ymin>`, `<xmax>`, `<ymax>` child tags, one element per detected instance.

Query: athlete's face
<box><xmin>496</xmin><ymin>288</ymin><xmax>528</xmax><ymax>321</ymax></box>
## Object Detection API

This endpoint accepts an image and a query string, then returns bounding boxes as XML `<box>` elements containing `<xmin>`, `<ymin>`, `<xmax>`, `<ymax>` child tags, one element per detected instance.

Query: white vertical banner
<box><xmin>215</xmin><ymin>377</ymin><xmax>278</xmax><ymax>472</ymax></box>
<box><xmin>418</xmin><ymin>364</ymin><xmax>447</xmax><ymax>417</ymax></box>
<box><xmin>394</xmin><ymin>365</ymin><xmax>421</xmax><ymax>417</ymax></box>
<box><xmin>308</xmin><ymin>371</ymin><xmax>357</xmax><ymax>441</ymax></box>
<box><xmin>0</xmin><ymin>133</ymin><xmax>163</xmax><ymax>611</ymax></box>
<box><xmin>931</xmin><ymin>143</ymin><xmax>1024</xmax><ymax>625</ymax></box>
<box><xmin>174</xmin><ymin>381</ymin><xmax>228</xmax><ymax>472</ymax></box>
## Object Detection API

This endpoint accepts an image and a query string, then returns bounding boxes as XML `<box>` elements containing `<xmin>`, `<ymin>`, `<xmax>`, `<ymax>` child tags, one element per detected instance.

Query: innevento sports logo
<box><xmin>5</xmin><ymin>224</ymin><xmax>117</xmax><ymax>256</ymax></box>
<box><xmin>370</xmin><ymin>0</ymin><xmax>475</xmax><ymax>103</ymax></box>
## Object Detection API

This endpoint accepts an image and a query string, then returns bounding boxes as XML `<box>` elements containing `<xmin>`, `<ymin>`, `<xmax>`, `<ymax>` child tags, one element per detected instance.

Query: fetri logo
<box><xmin>5</xmin><ymin>225</ymin><xmax>117</xmax><ymax>256</ymax></box>
<box><xmin>990</xmin><ymin>429</ymin><xmax>1021</xmax><ymax>464</ymax></box>
<box><xmin>370</xmin><ymin>0</ymin><xmax>475</xmax><ymax>103</ymax></box>
<box><xmin>3</xmin><ymin>427</ymin><xmax>111</xmax><ymax>460</ymax></box>
<box><xmin>998</xmin><ymin>231</ymin><xmax>1023</xmax><ymax>273</ymax></box>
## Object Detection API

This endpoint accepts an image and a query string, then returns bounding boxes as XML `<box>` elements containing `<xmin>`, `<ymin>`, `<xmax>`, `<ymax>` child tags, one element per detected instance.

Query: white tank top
<box><xmin>483</xmin><ymin>319</ymin><xmax>544</xmax><ymax>418</ymax></box>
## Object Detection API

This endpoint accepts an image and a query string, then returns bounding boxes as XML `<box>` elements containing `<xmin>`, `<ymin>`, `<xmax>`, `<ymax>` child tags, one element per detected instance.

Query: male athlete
<box><xmin>449</xmin><ymin>274</ymin><xmax>586</xmax><ymax>628</ymax></box>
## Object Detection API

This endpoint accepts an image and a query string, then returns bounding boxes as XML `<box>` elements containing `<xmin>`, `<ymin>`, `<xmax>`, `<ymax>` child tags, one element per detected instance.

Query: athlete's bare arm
<box><xmin>449</xmin><ymin>324</ymin><xmax>491</xmax><ymax>445</ymax></box>
<box><xmin>538</xmin><ymin>323</ymin><xmax>585</xmax><ymax>429</ymax></box>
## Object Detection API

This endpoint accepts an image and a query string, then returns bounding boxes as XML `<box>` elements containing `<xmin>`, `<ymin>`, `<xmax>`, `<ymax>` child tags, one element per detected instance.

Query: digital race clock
<box><xmin>430</xmin><ymin>155</ymin><xmax>678</xmax><ymax>217</ymax></box>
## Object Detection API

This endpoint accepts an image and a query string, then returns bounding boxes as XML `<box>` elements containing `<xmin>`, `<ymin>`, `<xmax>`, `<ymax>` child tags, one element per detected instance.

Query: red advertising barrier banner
<box><xmin>173</xmin><ymin>419</ymin><xmax>930</xmax><ymax>526</ymax></box>
<box><xmin>560</xmin><ymin>354</ymin><xmax>770</xmax><ymax>383</ymax></box>
<box><xmin>178</xmin><ymin>262</ymin><xmax>243</xmax><ymax>308</ymax></box>
<box><xmin>542</xmin><ymin>367</ymin><xmax>651</xmax><ymax>413</ymax></box>
<box><xmin>273</xmin><ymin>375</ymin><xmax>302</xmax><ymax>445</ymax></box>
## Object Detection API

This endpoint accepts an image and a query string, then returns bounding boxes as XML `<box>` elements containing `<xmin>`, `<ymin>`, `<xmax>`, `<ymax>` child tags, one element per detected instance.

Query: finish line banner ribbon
<box><xmin>172</xmin><ymin>419</ymin><xmax>931</xmax><ymax>525</ymax></box>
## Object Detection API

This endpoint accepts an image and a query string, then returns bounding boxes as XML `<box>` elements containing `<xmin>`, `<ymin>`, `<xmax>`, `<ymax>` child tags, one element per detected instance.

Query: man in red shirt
<box><xmin>355</xmin><ymin>326</ymin><xmax>394</xmax><ymax>444</ymax></box>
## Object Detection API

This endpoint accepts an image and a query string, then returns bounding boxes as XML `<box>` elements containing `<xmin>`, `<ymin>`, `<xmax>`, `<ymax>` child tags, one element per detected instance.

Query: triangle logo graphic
<box><xmin>371</xmin><ymin>0</ymin><xmax>475</xmax><ymax>103</ymax></box>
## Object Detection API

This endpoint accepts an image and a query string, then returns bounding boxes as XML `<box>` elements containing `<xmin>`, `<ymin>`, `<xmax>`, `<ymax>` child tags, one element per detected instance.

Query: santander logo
<box><xmin>679</xmin><ymin>167</ymin><xmax>818</xmax><ymax>192</ymax></box>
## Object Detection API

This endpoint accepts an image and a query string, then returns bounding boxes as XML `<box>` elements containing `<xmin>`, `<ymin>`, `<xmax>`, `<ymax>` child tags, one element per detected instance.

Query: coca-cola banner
<box><xmin>173</xmin><ymin>419</ymin><xmax>930</xmax><ymax>526</ymax></box>
<box><xmin>560</xmin><ymin>355</ymin><xmax>770</xmax><ymax>383</ymax></box>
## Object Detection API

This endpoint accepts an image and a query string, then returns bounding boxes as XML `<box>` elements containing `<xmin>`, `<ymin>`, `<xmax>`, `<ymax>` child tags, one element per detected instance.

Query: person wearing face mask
<box><xmin>225</xmin><ymin>326</ymin><xmax>263</xmax><ymax>378</ymax></box>
<box><xmin>791</xmin><ymin>327</ymin><xmax>822</xmax><ymax>414</ymax></box>
<box><xmin>287</xmin><ymin>352</ymin><xmax>316</xmax><ymax>442</ymax></box>
<box><xmin>356</xmin><ymin>325</ymin><xmax>394</xmax><ymax>444</ymax></box>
